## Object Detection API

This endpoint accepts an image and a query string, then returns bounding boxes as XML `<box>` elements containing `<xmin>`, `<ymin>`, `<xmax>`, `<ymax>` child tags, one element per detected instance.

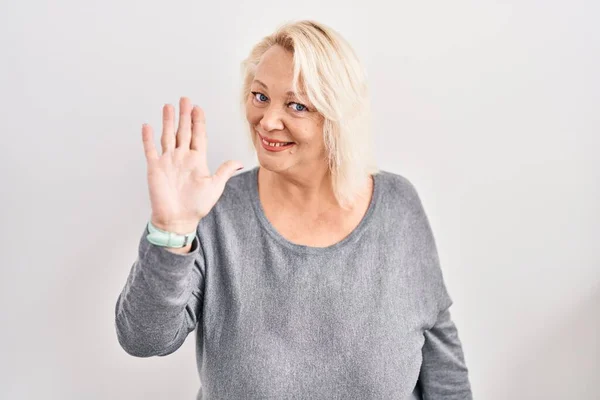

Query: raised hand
<box><xmin>141</xmin><ymin>96</ymin><xmax>243</xmax><ymax>235</ymax></box>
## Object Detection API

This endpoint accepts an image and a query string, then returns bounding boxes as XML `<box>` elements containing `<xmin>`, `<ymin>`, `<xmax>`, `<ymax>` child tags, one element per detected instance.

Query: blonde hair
<box><xmin>239</xmin><ymin>19</ymin><xmax>379</xmax><ymax>210</ymax></box>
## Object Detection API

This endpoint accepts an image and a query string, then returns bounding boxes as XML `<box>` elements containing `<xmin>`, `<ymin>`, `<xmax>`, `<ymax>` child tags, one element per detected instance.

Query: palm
<box><xmin>141</xmin><ymin>97</ymin><xmax>243</xmax><ymax>233</ymax></box>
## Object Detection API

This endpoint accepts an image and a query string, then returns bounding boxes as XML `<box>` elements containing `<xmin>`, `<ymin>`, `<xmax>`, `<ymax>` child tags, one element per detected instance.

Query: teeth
<box><xmin>262</xmin><ymin>138</ymin><xmax>292</xmax><ymax>147</ymax></box>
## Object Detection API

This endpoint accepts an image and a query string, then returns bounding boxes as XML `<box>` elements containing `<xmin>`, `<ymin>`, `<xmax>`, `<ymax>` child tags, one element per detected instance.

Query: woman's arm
<box><xmin>418</xmin><ymin>304</ymin><xmax>472</xmax><ymax>399</ymax></box>
<box><xmin>114</xmin><ymin>223</ymin><xmax>205</xmax><ymax>357</ymax></box>
<box><xmin>403</xmin><ymin>177</ymin><xmax>473</xmax><ymax>398</ymax></box>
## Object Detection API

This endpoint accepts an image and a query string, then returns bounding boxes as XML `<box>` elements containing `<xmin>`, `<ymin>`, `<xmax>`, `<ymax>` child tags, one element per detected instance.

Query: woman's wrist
<box><xmin>146</xmin><ymin>219</ymin><xmax>198</xmax><ymax>249</ymax></box>
<box><xmin>150</xmin><ymin>218</ymin><xmax>199</xmax><ymax>235</ymax></box>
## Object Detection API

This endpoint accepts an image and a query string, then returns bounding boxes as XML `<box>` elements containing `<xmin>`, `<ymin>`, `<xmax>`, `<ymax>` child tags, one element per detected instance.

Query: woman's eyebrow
<box><xmin>253</xmin><ymin>79</ymin><xmax>307</xmax><ymax>98</ymax></box>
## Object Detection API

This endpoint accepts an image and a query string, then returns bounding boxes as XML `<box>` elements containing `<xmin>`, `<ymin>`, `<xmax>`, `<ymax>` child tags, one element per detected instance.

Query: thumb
<box><xmin>213</xmin><ymin>160</ymin><xmax>244</xmax><ymax>187</ymax></box>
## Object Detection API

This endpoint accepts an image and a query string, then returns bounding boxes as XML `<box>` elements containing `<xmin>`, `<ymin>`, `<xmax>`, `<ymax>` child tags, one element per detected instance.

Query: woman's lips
<box><xmin>260</xmin><ymin>137</ymin><xmax>295</xmax><ymax>152</ymax></box>
<box><xmin>257</xmin><ymin>132</ymin><xmax>295</xmax><ymax>152</ymax></box>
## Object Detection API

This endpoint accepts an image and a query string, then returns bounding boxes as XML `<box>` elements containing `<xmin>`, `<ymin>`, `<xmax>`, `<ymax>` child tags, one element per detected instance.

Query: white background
<box><xmin>0</xmin><ymin>0</ymin><xmax>598</xmax><ymax>398</ymax></box>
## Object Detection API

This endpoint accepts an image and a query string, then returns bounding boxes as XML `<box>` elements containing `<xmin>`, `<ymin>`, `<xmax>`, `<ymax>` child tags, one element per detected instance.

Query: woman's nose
<box><xmin>259</xmin><ymin>105</ymin><xmax>284</xmax><ymax>132</ymax></box>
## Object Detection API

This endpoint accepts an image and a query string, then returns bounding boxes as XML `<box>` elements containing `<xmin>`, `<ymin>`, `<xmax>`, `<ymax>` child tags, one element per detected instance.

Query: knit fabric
<box><xmin>115</xmin><ymin>166</ymin><xmax>472</xmax><ymax>399</ymax></box>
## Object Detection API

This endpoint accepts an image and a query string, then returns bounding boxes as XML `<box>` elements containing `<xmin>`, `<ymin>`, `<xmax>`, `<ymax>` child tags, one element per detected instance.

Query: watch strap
<box><xmin>146</xmin><ymin>220</ymin><xmax>197</xmax><ymax>248</ymax></box>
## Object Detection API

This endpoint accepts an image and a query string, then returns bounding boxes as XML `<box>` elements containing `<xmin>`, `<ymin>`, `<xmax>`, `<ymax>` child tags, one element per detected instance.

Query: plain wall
<box><xmin>0</xmin><ymin>0</ymin><xmax>598</xmax><ymax>398</ymax></box>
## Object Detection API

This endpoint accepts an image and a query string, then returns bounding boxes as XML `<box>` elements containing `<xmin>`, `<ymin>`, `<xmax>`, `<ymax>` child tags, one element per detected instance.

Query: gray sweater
<box><xmin>115</xmin><ymin>166</ymin><xmax>472</xmax><ymax>399</ymax></box>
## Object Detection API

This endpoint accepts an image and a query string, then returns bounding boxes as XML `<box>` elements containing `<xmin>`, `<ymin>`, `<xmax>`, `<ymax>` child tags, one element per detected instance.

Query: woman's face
<box><xmin>245</xmin><ymin>45</ymin><xmax>325</xmax><ymax>172</ymax></box>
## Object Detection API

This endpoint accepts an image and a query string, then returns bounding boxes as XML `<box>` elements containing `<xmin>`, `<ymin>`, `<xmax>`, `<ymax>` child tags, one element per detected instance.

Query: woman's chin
<box><xmin>256</xmin><ymin>151</ymin><xmax>294</xmax><ymax>171</ymax></box>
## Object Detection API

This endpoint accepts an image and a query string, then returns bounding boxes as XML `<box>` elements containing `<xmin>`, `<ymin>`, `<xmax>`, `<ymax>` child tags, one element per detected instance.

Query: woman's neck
<box><xmin>258</xmin><ymin>165</ymin><xmax>339</xmax><ymax>216</ymax></box>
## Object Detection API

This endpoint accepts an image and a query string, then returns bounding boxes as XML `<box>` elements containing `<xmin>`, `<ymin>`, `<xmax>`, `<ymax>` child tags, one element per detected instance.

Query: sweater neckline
<box><xmin>247</xmin><ymin>166</ymin><xmax>381</xmax><ymax>255</ymax></box>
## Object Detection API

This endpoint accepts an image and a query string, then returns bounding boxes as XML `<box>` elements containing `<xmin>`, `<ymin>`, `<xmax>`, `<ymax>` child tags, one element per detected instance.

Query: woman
<box><xmin>115</xmin><ymin>20</ymin><xmax>472</xmax><ymax>399</ymax></box>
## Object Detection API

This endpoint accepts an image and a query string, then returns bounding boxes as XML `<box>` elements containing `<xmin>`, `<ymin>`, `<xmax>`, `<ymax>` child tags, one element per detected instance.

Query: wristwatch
<box><xmin>146</xmin><ymin>220</ymin><xmax>197</xmax><ymax>248</ymax></box>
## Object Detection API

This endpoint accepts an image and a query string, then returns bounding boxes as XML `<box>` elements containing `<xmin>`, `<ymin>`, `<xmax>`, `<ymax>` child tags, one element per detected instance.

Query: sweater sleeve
<box><xmin>403</xmin><ymin>178</ymin><xmax>472</xmax><ymax>399</ymax></box>
<box><xmin>114</xmin><ymin>223</ymin><xmax>206</xmax><ymax>357</ymax></box>
<box><xmin>418</xmin><ymin>305</ymin><xmax>473</xmax><ymax>399</ymax></box>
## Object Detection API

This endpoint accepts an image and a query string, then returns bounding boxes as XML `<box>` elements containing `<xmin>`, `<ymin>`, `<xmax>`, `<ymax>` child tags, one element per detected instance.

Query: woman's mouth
<box><xmin>257</xmin><ymin>133</ymin><xmax>295</xmax><ymax>152</ymax></box>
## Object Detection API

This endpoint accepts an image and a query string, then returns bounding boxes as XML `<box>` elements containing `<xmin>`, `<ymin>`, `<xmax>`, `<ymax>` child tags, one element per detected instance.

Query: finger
<box><xmin>141</xmin><ymin>123</ymin><xmax>159</xmax><ymax>162</ymax></box>
<box><xmin>176</xmin><ymin>96</ymin><xmax>192</xmax><ymax>149</ymax></box>
<box><xmin>161</xmin><ymin>104</ymin><xmax>175</xmax><ymax>154</ymax></box>
<box><xmin>191</xmin><ymin>105</ymin><xmax>207</xmax><ymax>155</ymax></box>
<box><xmin>213</xmin><ymin>160</ymin><xmax>244</xmax><ymax>187</ymax></box>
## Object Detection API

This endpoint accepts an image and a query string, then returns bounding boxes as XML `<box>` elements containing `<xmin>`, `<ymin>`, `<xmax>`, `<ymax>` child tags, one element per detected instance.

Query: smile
<box><xmin>257</xmin><ymin>132</ymin><xmax>295</xmax><ymax>152</ymax></box>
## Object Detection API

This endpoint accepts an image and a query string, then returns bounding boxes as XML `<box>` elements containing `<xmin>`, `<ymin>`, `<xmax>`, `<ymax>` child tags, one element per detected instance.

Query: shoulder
<box><xmin>375</xmin><ymin>169</ymin><xmax>425</xmax><ymax>215</ymax></box>
<box><xmin>378</xmin><ymin>171</ymin><xmax>450</xmax><ymax>316</ymax></box>
<box><xmin>196</xmin><ymin>168</ymin><xmax>256</xmax><ymax>246</ymax></box>
<box><xmin>222</xmin><ymin>168</ymin><xmax>252</xmax><ymax>202</ymax></box>
<box><xmin>202</xmin><ymin>167</ymin><xmax>254</xmax><ymax>220</ymax></box>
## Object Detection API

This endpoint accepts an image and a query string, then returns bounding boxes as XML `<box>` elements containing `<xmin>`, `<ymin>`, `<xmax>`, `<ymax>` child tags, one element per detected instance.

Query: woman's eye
<box><xmin>289</xmin><ymin>102</ymin><xmax>307</xmax><ymax>112</ymax></box>
<box><xmin>251</xmin><ymin>91</ymin><xmax>268</xmax><ymax>102</ymax></box>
